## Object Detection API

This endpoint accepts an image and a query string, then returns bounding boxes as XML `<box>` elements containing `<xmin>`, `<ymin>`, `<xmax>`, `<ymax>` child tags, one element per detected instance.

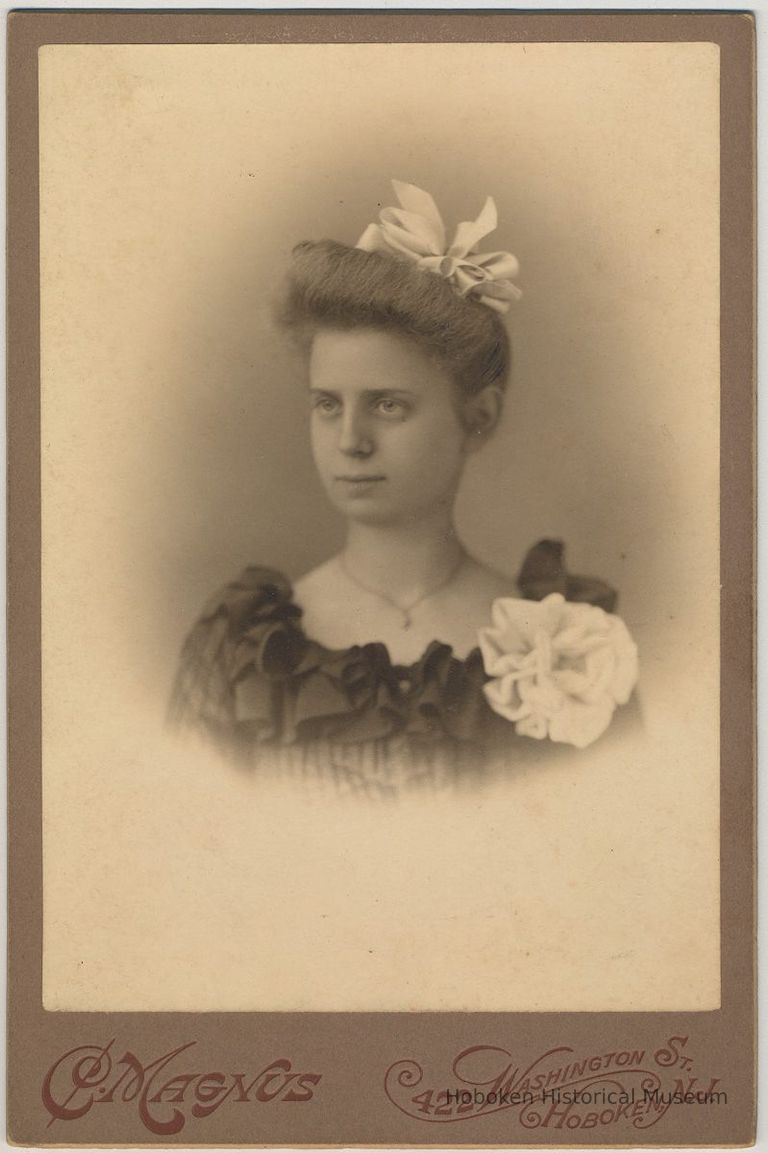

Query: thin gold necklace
<box><xmin>339</xmin><ymin>551</ymin><xmax>466</xmax><ymax>630</ymax></box>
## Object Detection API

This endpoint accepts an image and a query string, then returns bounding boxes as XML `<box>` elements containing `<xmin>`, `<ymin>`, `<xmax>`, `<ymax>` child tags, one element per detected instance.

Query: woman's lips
<box><xmin>334</xmin><ymin>475</ymin><xmax>386</xmax><ymax>495</ymax></box>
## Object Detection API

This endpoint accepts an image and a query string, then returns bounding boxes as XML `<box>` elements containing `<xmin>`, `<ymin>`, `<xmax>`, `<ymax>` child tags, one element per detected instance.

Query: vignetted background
<box><xmin>40</xmin><ymin>42</ymin><xmax>720</xmax><ymax>1010</ymax></box>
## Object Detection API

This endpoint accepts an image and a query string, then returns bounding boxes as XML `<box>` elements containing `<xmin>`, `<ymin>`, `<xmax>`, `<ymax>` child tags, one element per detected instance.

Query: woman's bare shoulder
<box><xmin>459</xmin><ymin>555</ymin><xmax>519</xmax><ymax>603</ymax></box>
<box><xmin>293</xmin><ymin>556</ymin><xmax>345</xmax><ymax>609</ymax></box>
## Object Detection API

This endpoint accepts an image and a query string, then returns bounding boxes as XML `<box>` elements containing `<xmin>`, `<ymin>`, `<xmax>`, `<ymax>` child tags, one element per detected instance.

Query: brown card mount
<box><xmin>6</xmin><ymin>9</ymin><xmax>755</xmax><ymax>1147</ymax></box>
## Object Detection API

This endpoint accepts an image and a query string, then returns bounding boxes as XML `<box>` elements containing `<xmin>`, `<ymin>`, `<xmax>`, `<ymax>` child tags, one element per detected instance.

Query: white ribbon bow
<box><xmin>356</xmin><ymin>180</ymin><xmax>522</xmax><ymax>314</ymax></box>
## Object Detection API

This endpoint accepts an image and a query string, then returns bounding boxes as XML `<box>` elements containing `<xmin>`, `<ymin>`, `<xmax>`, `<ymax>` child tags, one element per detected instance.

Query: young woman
<box><xmin>169</xmin><ymin>182</ymin><xmax>638</xmax><ymax>795</ymax></box>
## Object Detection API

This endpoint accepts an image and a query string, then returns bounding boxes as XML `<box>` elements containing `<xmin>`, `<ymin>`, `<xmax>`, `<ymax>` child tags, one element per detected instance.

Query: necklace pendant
<box><xmin>339</xmin><ymin>552</ymin><xmax>466</xmax><ymax>634</ymax></box>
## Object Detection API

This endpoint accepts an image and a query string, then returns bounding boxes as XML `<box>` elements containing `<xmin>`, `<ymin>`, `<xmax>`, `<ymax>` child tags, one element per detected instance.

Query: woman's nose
<box><xmin>338</xmin><ymin>408</ymin><xmax>374</xmax><ymax>457</ymax></box>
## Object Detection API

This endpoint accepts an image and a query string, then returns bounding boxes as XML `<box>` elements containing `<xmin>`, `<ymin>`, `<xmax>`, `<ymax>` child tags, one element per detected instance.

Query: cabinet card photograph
<box><xmin>7</xmin><ymin>10</ymin><xmax>755</xmax><ymax>1148</ymax></box>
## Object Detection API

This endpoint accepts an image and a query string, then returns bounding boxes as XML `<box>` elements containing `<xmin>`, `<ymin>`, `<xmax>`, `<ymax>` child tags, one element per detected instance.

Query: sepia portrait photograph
<box><xmin>36</xmin><ymin>33</ymin><xmax>723</xmax><ymax>1018</ymax></box>
<box><xmin>5</xmin><ymin>8</ymin><xmax>757</xmax><ymax>1146</ymax></box>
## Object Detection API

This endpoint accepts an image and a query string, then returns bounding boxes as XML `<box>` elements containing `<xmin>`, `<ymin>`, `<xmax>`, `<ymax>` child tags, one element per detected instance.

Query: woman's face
<box><xmin>308</xmin><ymin>327</ymin><xmax>473</xmax><ymax>527</ymax></box>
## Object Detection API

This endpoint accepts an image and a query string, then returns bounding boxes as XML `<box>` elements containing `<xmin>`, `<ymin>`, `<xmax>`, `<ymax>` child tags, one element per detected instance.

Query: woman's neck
<box><xmin>341</xmin><ymin>515</ymin><xmax>465</xmax><ymax>602</ymax></box>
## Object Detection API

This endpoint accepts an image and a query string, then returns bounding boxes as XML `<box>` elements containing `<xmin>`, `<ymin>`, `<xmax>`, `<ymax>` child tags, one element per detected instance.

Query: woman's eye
<box><xmin>374</xmin><ymin>397</ymin><xmax>407</xmax><ymax>417</ymax></box>
<box><xmin>312</xmin><ymin>395</ymin><xmax>340</xmax><ymax>416</ymax></box>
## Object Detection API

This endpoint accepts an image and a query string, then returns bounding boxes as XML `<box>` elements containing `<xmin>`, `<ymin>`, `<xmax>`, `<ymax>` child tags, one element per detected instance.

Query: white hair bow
<box><xmin>356</xmin><ymin>180</ymin><xmax>522</xmax><ymax>314</ymax></box>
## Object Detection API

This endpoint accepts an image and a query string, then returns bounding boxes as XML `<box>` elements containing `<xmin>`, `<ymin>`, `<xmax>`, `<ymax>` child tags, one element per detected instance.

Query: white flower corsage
<box><xmin>478</xmin><ymin>593</ymin><xmax>639</xmax><ymax>749</ymax></box>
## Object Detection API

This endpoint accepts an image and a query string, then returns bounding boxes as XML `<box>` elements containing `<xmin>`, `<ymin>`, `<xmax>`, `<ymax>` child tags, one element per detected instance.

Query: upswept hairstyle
<box><xmin>278</xmin><ymin>240</ymin><xmax>511</xmax><ymax>396</ymax></box>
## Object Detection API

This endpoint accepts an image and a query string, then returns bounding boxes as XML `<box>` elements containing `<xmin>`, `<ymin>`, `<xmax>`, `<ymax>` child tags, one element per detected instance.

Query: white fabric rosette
<box><xmin>478</xmin><ymin>593</ymin><xmax>639</xmax><ymax>749</ymax></box>
<box><xmin>356</xmin><ymin>180</ymin><xmax>522</xmax><ymax>314</ymax></box>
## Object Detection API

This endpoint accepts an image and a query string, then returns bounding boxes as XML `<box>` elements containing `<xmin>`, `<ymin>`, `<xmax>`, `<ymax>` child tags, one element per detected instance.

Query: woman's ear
<box><xmin>463</xmin><ymin>385</ymin><xmax>503</xmax><ymax>450</ymax></box>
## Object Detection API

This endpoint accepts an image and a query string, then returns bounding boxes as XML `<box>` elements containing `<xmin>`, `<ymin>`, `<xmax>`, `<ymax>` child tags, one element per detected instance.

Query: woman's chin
<box><xmin>338</xmin><ymin>504</ymin><xmax>400</xmax><ymax>526</ymax></box>
<box><xmin>329</xmin><ymin>493</ymin><xmax>406</xmax><ymax>527</ymax></box>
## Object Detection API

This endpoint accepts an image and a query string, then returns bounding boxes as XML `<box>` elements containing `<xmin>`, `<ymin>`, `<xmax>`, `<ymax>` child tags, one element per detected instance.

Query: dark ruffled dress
<box><xmin>168</xmin><ymin>541</ymin><xmax>621</xmax><ymax>797</ymax></box>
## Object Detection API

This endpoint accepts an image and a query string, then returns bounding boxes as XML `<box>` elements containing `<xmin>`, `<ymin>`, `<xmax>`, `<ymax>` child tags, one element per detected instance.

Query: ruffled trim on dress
<box><xmin>517</xmin><ymin>539</ymin><xmax>617</xmax><ymax>612</ymax></box>
<box><xmin>168</xmin><ymin>542</ymin><xmax>618</xmax><ymax>778</ymax></box>
<box><xmin>169</xmin><ymin>567</ymin><xmax>492</xmax><ymax>755</ymax></box>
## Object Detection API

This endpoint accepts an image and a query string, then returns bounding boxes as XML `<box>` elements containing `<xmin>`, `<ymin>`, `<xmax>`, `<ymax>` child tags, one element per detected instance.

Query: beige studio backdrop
<box><xmin>40</xmin><ymin>42</ymin><xmax>720</xmax><ymax>1011</ymax></box>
